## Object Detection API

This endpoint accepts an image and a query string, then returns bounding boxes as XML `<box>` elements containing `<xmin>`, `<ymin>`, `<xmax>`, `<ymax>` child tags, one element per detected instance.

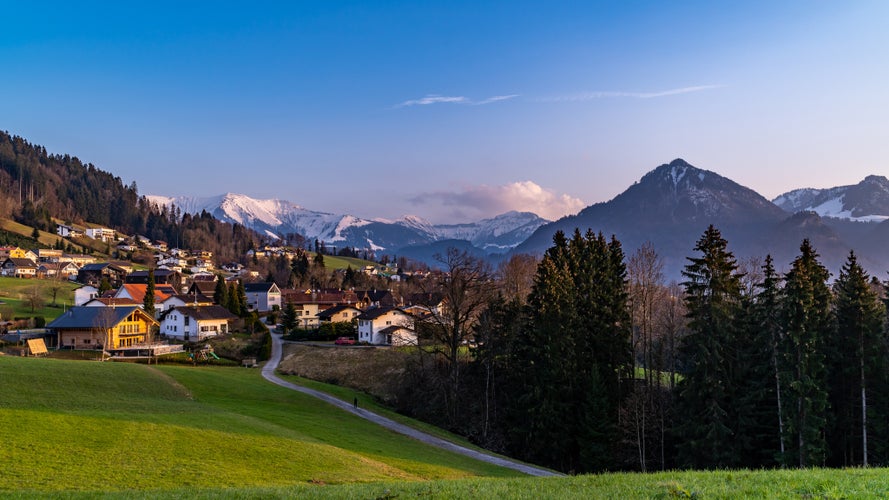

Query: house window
<box><xmin>184</xmin><ymin>317</ymin><xmax>190</xmax><ymax>326</ymax></box>
<box><xmin>83</xmin><ymin>339</ymin><xmax>91</xmax><ymax>344</ymax></box>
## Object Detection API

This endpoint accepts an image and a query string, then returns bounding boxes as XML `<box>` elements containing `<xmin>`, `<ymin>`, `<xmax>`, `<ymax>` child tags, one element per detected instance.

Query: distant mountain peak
<box><xmin>773</xmin><ymin>175</ymin><xmax>889</xmax><ymax>222</ymax></box>
<box><xmin>147</xmin><ymin>192</ymin><xmax>549</xmax><ymax>254</ymax></box>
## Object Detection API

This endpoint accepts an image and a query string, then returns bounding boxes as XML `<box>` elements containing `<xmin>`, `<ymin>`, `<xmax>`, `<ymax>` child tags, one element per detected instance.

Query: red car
<box><xmin>334</xmin><ymin>337</ymin><xmax>356</xmax><ymax>345</ymax></box>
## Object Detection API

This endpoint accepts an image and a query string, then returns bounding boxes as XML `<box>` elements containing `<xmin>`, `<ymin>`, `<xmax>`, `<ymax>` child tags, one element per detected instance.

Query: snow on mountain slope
<box><xmin>146</xmin><ymin>193</ymin><xmax>549</xmax><ymax>252</ymax></box>
<box><xmin>773</xmin><ymin>176</ymin><xmax>889</xmax><ymax>222</ymax></box>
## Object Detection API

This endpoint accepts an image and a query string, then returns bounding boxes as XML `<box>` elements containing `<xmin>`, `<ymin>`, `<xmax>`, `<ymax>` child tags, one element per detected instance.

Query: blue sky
<box><xmin>2</xmin><ymin>1</ymin><xmax>888</xmax><ymax>223</ymax></box>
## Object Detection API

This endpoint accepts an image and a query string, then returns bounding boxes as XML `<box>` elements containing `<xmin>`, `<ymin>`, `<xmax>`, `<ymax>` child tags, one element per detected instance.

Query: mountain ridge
<box><xmin>146</xmin><ymin>193</ymin><xmax>551</xmax><ymax>254</ymax></box>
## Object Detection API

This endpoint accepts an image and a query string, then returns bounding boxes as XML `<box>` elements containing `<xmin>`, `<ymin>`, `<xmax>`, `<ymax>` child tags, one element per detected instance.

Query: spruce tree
<box><xmin>751</xmin><ymin>255</ymin><xmax>786</xmax><ymax>466</ymax></box>
<box><xmin>227</xmin><ymin>282</ymin><xmax>241</xmax><ymax>316</ymax></box>
<box><xmin>214</xmin><ymin>276</ymin><xmax>228</xmax><ymax>306</ymax></box>
<box><xmin>143</xmin><ymin>268</ymin><xmax>156</xmax><ymax>317</ymax></box>
<box><xmin>675</xmin><ymin>225</ymin><xmax>744</xmax><ymax>468</ymax></box>
<box><xmin>511</xmin><ymin>229</ymin><xmax>631</xmax><ymax>473</ymax></box>
<box><xmin>780</xmin><ymin>239</ymin><xmax>832</xmax><ymax>467</ymax></box>
<box><xmin>237</xmin><ymin>280</ymin><xmax>249</xmax><ymax>317</ymax></box>
<box><xmin>829</xmin><ymin>250</ymin><xmax>885</xmax><ymax>466</ymax></box>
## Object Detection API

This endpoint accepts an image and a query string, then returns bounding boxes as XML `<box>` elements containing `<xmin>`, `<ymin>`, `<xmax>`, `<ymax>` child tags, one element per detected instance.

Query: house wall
<box><xmin>358</xmin><ymin>311</ymin><xmax>412</xmax><ymax>345</ymax></box>
<box><xmin>161</xmin><ymin>313</ymin><xmax>228</xmax><ymax>341</ymax></box>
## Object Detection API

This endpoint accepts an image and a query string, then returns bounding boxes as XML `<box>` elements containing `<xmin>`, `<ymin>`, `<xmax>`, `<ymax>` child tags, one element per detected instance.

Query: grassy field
<box><xmin>0</xmin><ymin>276</ymin><xmax>80</xmax><ymax>321</ymax></box>
<box><xmin>0</xmin><ymin>356</ymin><xmax>519</xmax><ymax>496</ymax></box>
<box><xmin>315</xmin><ymin>253</ymin><xmax>378</xmax><ymax>271</ymax></box>
<box><xmin>0</xmin><ymin>218</ymin><xmax>86</xmax><ymax>251</ymax></box>
<box><xmin>4</xmin><ymin>356</ymin><xmax>889</xmax><ymax>497</ymax></box>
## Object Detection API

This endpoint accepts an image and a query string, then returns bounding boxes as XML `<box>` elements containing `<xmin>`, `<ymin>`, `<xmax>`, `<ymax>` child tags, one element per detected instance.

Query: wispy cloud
<box><xmin>396</xmin><ymin>94</ymin><xmax>519</xmax><ymax>108</ymax></box>
<box><xmin>410</xmin><ymin>181</ymin><xmax>585</xmax><ymax>222</ymax></box>
<box><xmin>541</xmin><ymin>84</ymin><xmax>724</xmax><ymax>102</ymax></box>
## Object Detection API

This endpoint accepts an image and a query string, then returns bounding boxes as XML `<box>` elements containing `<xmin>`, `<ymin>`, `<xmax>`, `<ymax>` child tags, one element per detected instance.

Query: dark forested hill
<box><xmin>0</xmin><ymin>130</ymin><xmax>257</xmax><ymax>262</ymax></box>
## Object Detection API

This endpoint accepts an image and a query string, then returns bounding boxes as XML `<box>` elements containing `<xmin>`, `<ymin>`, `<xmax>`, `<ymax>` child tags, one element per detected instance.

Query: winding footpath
<box><xmin>261</xmin><ymin>333</ymin><xmax>560</xmax><ymax>477</ymax></box>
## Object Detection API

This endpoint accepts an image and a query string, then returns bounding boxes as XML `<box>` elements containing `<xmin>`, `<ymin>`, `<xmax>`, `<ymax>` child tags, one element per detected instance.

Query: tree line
<box><xmin>397</xmin><ymin>225</ymin><xmax>889</xmax><ymax>474</ymax></box>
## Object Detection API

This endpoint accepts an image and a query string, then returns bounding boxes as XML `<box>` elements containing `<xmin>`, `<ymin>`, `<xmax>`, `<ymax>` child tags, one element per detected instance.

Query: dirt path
<box><xmin>262</xmin><ymin>333</ymin><xmax>560</xmax><ymax>477</ymax></box>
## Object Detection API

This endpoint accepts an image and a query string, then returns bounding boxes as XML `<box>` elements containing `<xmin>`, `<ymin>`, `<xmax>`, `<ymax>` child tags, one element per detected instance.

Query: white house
<box><xmin>160</xmin><ymin>305</ymin><xmax>237</xmax><ymax>341</ymax></box>
<box><xmin>73</xmin><ymin>285</ymin><xmax>100</xmax><ymax>306</ymax></box>
<box><xmin>357</xmin><ymin>307</ymin><xmax>415</xmax><ymax>345</ymax></box>
<box><xmin>56</xmin><ymin>224</ymin><xmax>82</xmax><ymax>238</ymax></box>
<box><xmin>244</xmin><ymin>282</ymin><xmax>281</xmax><ymax>312</ymax></box>
<box><xmin>85</xmin><ymin>227</ymin><xmax>115</xmax><ymax>242</ymax></box>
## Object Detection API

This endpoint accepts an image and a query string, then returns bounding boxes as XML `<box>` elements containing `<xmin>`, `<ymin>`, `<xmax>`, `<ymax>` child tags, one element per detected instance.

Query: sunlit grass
<box><xmin>0</xmin><ymin>356</ymin><xmax>519</xmax><ymax>495</ymax></box>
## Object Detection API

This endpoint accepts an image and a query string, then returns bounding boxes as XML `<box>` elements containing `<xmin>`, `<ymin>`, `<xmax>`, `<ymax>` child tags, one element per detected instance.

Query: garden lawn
<box><xmin>0</xmin><ymin>356</ymin><xmax>519</xmax><ymax>496</ymax></box>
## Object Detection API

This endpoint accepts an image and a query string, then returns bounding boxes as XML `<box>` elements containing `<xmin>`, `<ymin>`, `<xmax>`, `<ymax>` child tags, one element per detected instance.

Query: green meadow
<box><xmin>0</xmin><ymin>356</ymin><xmax>518</xmax><ymax>496</ymax></box>
<box><xmin>4</xmin><ymin>355</ymin><xmax>889</xmax><ymax>498</ymax></box>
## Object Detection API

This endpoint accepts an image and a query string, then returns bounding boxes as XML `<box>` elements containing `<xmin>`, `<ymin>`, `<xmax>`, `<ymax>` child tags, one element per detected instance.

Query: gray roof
<box><xmin>357</xmin><ymin>306</ymin><xmax>410</xmax><ymax>321</ymax></box>
<box><xmin>244</xmin><ymin>282</ymin><xmax>278</xmax><ymax>293</ymax></box>
<box><xmin>169</xmin><ymin>305</ymin><xmax>238</xmax><ymax>321</ymax></box>
<box><xmin>47</xmin><ymin>306</ymin><xmax>152</xmax><ymax>329</ymax></box>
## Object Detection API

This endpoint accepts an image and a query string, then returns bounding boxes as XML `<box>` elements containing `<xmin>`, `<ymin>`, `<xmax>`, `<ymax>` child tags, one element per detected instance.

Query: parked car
<box><xmin>334</xmin><ymin>336</ymin><xmax>356</xmax><ymax>345</ymax></box>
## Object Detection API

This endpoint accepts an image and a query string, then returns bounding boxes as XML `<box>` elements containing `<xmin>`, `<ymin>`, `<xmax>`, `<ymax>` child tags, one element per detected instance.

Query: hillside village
<box><xmin>0</xmin><ymin>219</ymin><xmax>450</xmax><ymax>358</ymax></box>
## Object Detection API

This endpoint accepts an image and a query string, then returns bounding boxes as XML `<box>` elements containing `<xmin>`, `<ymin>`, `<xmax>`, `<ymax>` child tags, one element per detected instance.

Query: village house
<box><xmin>317</xmin><ymin>304</ymin><xmax>363</xmax><ymax>324</ymax></box>
<box><xmin>60</xmin><ymin>254</ymin><xmax>97</xmax><ymax>266</ymax></box>
<box><xmin>48</xmin><ymin>306</ymin><xmax>159</xmax><ymax>350</ymax></box>
<box><xmin>356</xmin><ymin>306</ymin><xmax>416</xmax><ymax>346</ymax></box>
<box><xmin>37</xmin><ymin>248</ymin><xmax>63</xmax><ymax>262</ymax></box>
<box><xmin>1</xmin><ymin>257</ymin><xmax>38</xmax><ymax>278</ymax></box>
<box><xmin>125</xmin><ymin>269</ymin><xmax>183</xmax><ymax>292</ymax></box>
<box><xmin>77</xmin><ymin>262</ymin><xmax>128</xmax><ymax>288</ymax></box>
<box><xmin>36</xmin><ymin>262</ymin><xmax>80</xmax><ymax>280</ymax></box>
<box><xmin>186</xmin><ymin>280</ymin><xmax>218</xmax><ymax>299</ymax></box>
<box><xmin>113</xmin><ymin>283</ymin><xmax>177</xmax><ymax>316</ymax></box>
<box><xmin>282</xmin><ymin>289</ymin><xmax>361</xmax><ymax>329</ymax></box>
<box><xmin>85</xmin><ymin>227</ymin><xmax>116</xmax><ymax>242</ymax></box>
<box><xmin>73</xmin><ymin>285</ymin><xmax>100</xmax><ymax>306</ymax></box>
<box><xmin>243</xmin><ymin>282</ymin><xmax>282</xmax><ymax>312</ymax></box>
<box><xmin>160</xmin><ymin>305</ymin><xmax>237</xmax><ymax>341</ymax></box>
<box><xmin>56</xmin><ymin>224</ymin><xmax>82</xmax><ymax>238</ymax></box>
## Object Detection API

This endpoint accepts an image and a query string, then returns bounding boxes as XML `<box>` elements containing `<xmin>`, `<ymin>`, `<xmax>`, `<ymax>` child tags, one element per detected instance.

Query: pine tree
<box><xmin>829</xmin><ymin>250</ymin><xmax>885</xmax><ymax>466</ymax></box>
<box><xmin>227</xmin><ymin>282</ymin><xmax>241</xmax><ymax>316</ymax></box>
<box><xmin>510</xmin><ymin>229</ymin><xmax>632</xmax><ymax>473</ymax></box>
<box><xmin>281</xmin><ymin>302</ymin><xmax>298</xmax><ymax>335</ymax></box>
<box><xmin>214</xmin><ymin>276</ymin><xmax>228</xmax><ymax>306</ymax></box>
<box><xmin>674</xmin><ymin>225</ymin><xmax>744</xmax><ymax>468</ymax></box>
<box><xmin>143</xmin><ymin>268</ymin><xmax>156</xmax><ymax>317</ymax></box>
<box><xmin>750</xmin><ymin>255</ymin><xmax>786</xmax><ymax>466</ymax></box>
<box><xmin>237</xmin><ymin>280</ymin><xmax>249</xmax><ymax>317</ymax></box>
<box><xmin>780</xmin><ymin>239</ymin><xmax>832</xmax><ymax>467</ymax></box>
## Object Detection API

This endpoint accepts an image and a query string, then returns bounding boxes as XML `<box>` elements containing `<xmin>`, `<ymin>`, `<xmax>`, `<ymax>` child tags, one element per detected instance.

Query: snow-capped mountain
<box><xmin>773</xmin><ymin>175</ymin><xmax>889</xmax><ymax>222</ymax></box>
<box><xmin>145</xmin><ymin>193</ymin><xmax>550</xmax><ymax>254</ymax></box>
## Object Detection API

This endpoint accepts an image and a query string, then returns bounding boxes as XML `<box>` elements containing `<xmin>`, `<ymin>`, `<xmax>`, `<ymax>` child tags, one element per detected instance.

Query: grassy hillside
<box><xmin>0</xmin><ymin>356</ymin><xmax>519</xmax><ymax>495</ymax></box>
<box><xmin>0</xmin><ymin>276</ymin><xmax>79</xmax><ymax>321</ymax></box>
<box><xmin>315</xmin><ymin>253</ymin><xmax>378</xmax><ymax>271</ymax></box>
<box><xmin>3</xmin><ymin>356</ymin><xmax>889</xmax><ymax>498</ymax></box>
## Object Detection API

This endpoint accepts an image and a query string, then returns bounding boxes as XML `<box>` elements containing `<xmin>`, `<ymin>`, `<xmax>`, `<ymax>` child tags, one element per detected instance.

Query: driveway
<box><xmin>261</xmin><ymin>333</ymin><xmax>559</xmax><ymax>477</ymax></box>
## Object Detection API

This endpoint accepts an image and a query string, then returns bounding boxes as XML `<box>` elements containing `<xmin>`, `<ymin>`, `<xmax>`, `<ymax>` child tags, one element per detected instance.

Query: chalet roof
<box><xmin>357</xmin><ymin>306</ymin><xmax>410</xmax><ymax>321</ymax></box>
<box><xmin>86</xmin><ymin>297</ymin><xmax>140</xmax><ymax>307</ymax></box>
<box><xmin>4</xmin><ymin>258</ymin><xmax>37</xmax><ymax>268</ymax></box>
<box><xmin>168</xmin><ymin>305</ymin><xmax>238</xmax><ymax>322</ymax></box>
<box><xmin>244</xmin><ymin>282</ymin><xmax>279</xmax><ymax>293</ymax></box>
<box><xmin>168</xmin><ymin>293</ymin><xmax>214</xmax><ymax>305</ymax></box>
<box><xmin>127</xmin><ymin>269</ymin><xmax>178</xmax><ymax>279</ymax></box>
<box><xmin>47</xmin><ymin>306</ymin><xmax>158</xmax><ymax>329</ymax></box>
<box><xmin>317</xmin><ymin>304</ymin><xmax>363</xmax><ymax>320</ymax></box>
<box><xmin>117</xmin><ymin>284</ymin><xmax>175</xmax><ymax>304</ymax></box>
<box><xmin>188</xmin><ymin>281</ymin><xmax>218</xmax><ymax>295</ymax></box>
